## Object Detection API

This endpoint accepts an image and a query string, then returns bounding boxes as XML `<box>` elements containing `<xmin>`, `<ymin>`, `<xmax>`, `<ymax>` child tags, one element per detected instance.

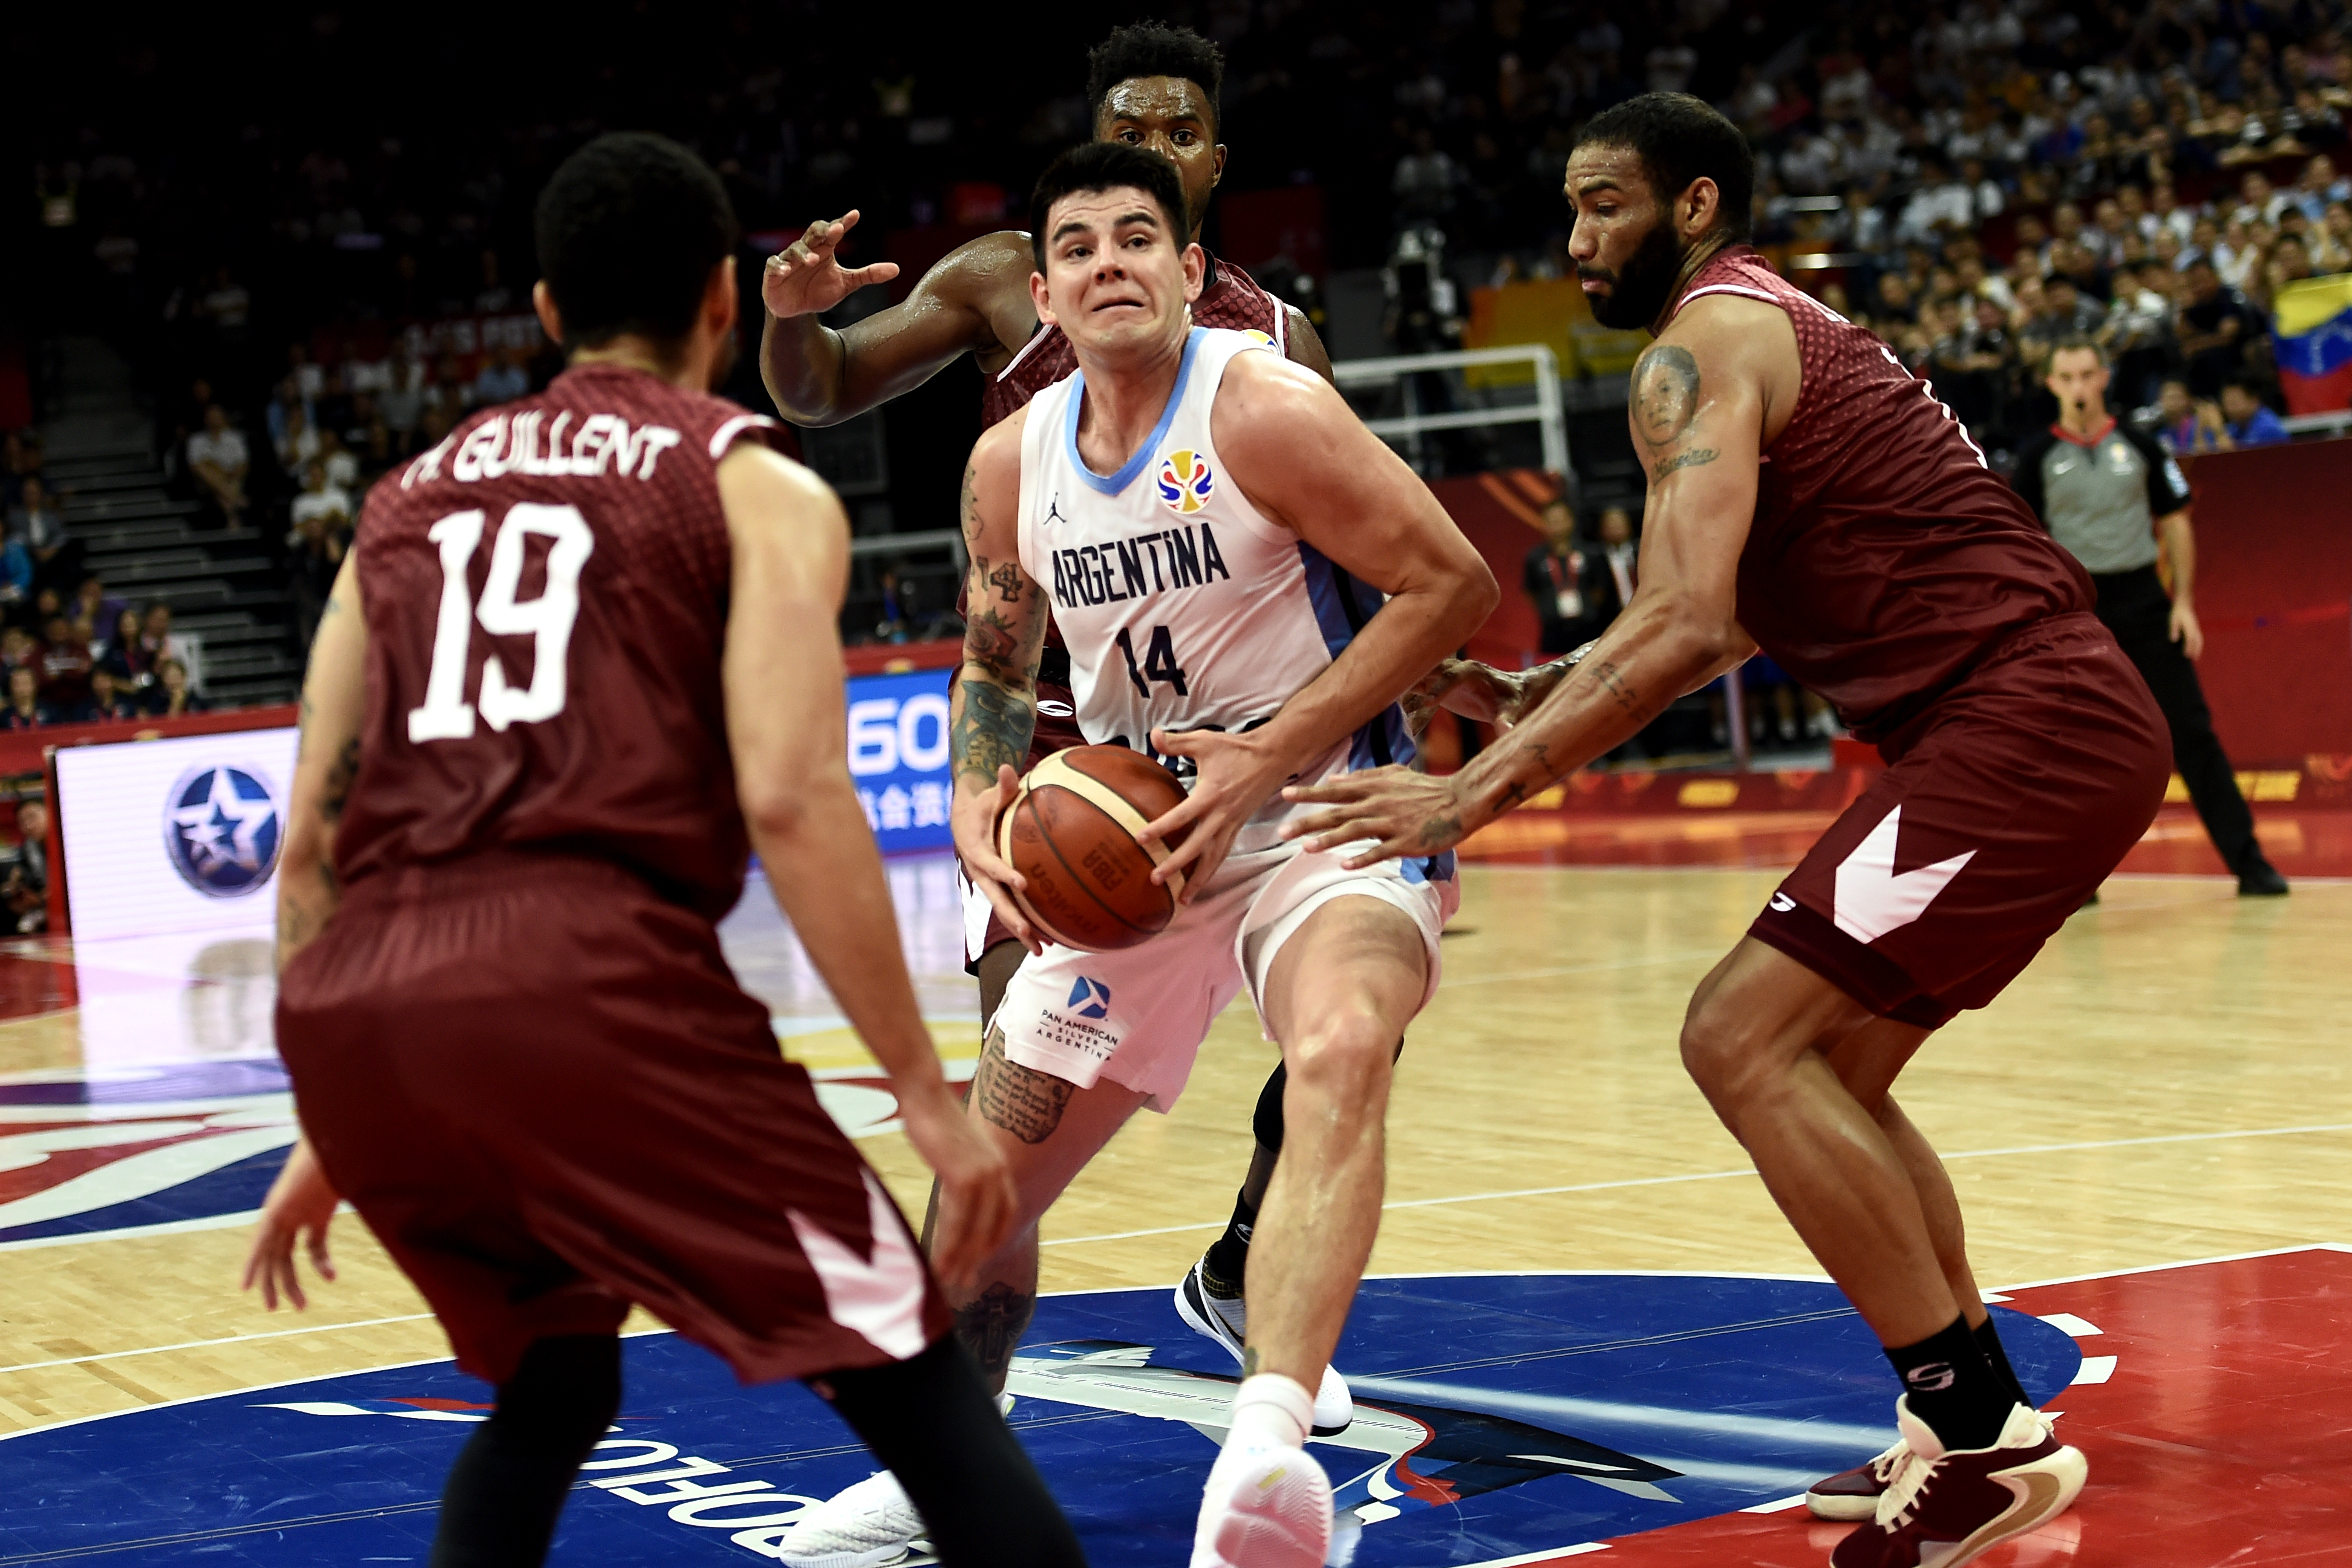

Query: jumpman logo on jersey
<box><xmin>1044</xmin><ymin>495</ymin><xmax>1067</xmax><ymax>528</ymax></box>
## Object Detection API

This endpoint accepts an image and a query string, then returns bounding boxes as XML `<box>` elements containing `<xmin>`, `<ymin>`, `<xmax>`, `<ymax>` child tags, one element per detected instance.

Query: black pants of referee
<box><xmin>2092</xmin><ymin>565</ymin><xmax>2259</xmax><ymax>874</ymax></box>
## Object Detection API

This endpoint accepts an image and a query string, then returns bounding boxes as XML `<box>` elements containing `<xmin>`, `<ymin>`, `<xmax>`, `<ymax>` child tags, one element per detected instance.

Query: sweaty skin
<box><xmin>757</xmin><ymin>76</ymin><xmax>1330</xmax><ymax>426</ymax></box>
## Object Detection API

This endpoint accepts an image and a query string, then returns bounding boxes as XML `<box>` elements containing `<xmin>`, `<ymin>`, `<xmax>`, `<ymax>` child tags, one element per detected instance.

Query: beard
<box><xmin>1581</xmin><ymin>221</ymin><xmax>1687</xmax><ymax>331</ymax></box>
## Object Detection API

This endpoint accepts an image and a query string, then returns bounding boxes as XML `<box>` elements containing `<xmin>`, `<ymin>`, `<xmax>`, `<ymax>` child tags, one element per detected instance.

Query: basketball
<box><xmin>996</xmin><ymin>745</ymin><xmax>1189</xmax><ymax>952</ymax></box>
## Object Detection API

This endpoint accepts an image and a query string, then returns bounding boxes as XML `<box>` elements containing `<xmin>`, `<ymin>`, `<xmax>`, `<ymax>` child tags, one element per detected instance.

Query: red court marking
<box><xmin>1584</xmin><ymin>1247</ymin><xmax>2352</xmax><ymax>1566</ymax></box>
<box><xmin>1460</xmin><ymin>803</ymin><xmax>2352</xmax><ymax>880</ymax></box>
<box><xmin>0</xmin><ymin>952</ymin><xmax>77</xmax><ymax>1020</ymax></box>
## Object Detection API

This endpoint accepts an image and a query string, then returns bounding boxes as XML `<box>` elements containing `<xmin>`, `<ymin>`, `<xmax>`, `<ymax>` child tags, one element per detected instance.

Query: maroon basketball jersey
<box><xmin>979</xmin><ymin>253</ymin><xmax>1290</xmax><ymax>427</ymax></box>
<box><xmin>336</xmin><ymin>362</ymin><xmax>792</xmax><ymax>919</ymax></box>
<box><xmin>1672</xmin><ymin>248</ymin><xmax>2092</xmax><ymax>739</ymax></box>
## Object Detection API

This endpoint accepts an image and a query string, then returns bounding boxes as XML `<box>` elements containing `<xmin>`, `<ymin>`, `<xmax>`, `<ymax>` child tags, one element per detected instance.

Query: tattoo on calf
<box><xmin>975</xmin><ymin>1025</ymin><xmax>1073</xmax><ymax>1143</ymax></box>
<box><xmin>1632</xmin><ymin>344</ymin><xmax>1703</xmax><ymax>448</ymax></box>
<box><xmin>955</xmin><ymin>1281</ymin><xmax>1037</xmax><ymax>1378</ymax></box>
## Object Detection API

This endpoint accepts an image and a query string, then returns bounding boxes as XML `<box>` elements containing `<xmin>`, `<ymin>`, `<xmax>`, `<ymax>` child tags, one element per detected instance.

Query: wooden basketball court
<box><xmin>1</xmin><ymin>808</ymin><xmax>2344</xmax><ymax>1564</ymax></box>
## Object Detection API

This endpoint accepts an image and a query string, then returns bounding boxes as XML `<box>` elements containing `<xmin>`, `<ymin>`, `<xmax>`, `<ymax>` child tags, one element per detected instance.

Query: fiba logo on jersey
<box><xmin>1155</xmin><ymin>449</ymin><xmax>1215</xmax><ymax>514</ymax></box>
<box><xmin>162</xmin><ymin>765</ymin><xmax>284</xmax><ymax>897</ymax></box>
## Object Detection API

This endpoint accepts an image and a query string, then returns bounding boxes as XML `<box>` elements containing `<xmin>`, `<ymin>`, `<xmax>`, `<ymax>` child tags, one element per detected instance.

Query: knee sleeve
<box><xmin>1252</xmin><ymin>1060</ymin><xmax>1287</xmax><ymax>1154</ymax></box>
<box><xmin>820</xmin><ymin>1338</ymin><xmax>1084</xmax><ymax>1568</ymax></box>
<box><xmin>430</xmin><ymin>1335</ymin><xmax>621</xmax><ymax>1568</ymax></box>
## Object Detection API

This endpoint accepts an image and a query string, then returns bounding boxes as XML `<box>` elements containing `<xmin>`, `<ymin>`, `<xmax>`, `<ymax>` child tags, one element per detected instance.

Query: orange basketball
<box><xmin>996</xmin><ymin>745</ymin><xmax>1189</xmax><ymax>952</ymax></box>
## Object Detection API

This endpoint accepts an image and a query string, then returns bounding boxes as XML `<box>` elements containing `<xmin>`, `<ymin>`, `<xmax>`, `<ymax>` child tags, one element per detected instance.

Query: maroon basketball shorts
<box><xmin>959</xmin><ymin>676</ymin><xmax>1085</xmax><ymax>972</ymax></box>
<box><xmin>276</xmin><ymin>852</ymin><xmax>950</xmax><ymax>1387</ymax></box>
<box><xmin>1751</xmin><ymin>612</ymin><xmax>2170</xmax><ymax>1029</ymax></box>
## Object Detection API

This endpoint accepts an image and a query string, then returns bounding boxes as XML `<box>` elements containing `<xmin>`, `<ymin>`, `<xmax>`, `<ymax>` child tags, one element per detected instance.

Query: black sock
<box><xmin>1884</xmin><ymin>1315</ymin><xmax>2010</xmax><ymax>1452</ymax></box>
<box><xmin>1201</xmin><ymin>1188</ymin><xmax>1256</xmax><ymax>1296</ymax></box>
<box><xmin>431</xmin><ymin>1334</ymin><xmax>621</xmax><ymax>1568</ymax></box>
<box><xmin>1973</xmin><ymin>1314</ymin><xmax>2031</xmax><ymax>1411</ymax></box>
<box><xmin>818</xmin><ymin>1337</ymin><xmax>1085</xmax><ymax>1568</ymax></box>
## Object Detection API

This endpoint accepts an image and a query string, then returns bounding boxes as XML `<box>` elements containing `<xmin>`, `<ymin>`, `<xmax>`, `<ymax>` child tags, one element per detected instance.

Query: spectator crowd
<box><xmin>0</xmin><ymin>433</ymin><xmax>205</xmax><ymax>729</ymax></box>
<box><xmin>21</xmin><ymin>0</ymin><xmax>2352</xmax><ymax>671</ymax></box>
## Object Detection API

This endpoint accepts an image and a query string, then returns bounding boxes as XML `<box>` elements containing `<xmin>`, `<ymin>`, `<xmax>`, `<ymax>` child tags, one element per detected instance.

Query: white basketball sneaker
<box><xmin>775</xmin><ymin>1470</ymin><xmax>925</xmax><ymax>1568</ymax></box>
<box><xmin>1191</xmin><ymin>1439</ymin><xmax>1336</xmax><ymax>1568</ymax></box>
<box><xmin>1174</xmin><ymin>1257</ymin><xmax>1355</xmax><ymax>1434</ymax></box>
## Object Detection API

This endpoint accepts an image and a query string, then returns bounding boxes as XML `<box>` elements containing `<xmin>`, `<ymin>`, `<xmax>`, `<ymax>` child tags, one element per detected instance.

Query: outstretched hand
<box><xmin>1280</xmin><ymin>766</ymin><xmax>1475</xmax><ymax>869</ymax></box>
<box><xmin>1402</xmin><ymin>647</ymin><xmax>1592</xmax><ymax>742</ymax></box>
<box><xmin>762</xmin><ymin>212</ymin><xmax>901</xmax><ymax>320</ymax></box>
<box><xmin>895</xmin><ymin>1083</ymin><xmax>1018</xmax><ymax>1295</ymax></box>
<box><xmin>241</xmin><ymin>1137</ymin><xmax>339</xmax><ymax>1312</ymax></box>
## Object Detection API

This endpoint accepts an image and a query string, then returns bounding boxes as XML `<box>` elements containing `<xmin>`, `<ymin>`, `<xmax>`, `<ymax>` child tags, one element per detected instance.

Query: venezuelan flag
<box><xmin>2272</xmin><ymin>274</ymin><xmax>2352</xmax><ymax>413</ymax></box>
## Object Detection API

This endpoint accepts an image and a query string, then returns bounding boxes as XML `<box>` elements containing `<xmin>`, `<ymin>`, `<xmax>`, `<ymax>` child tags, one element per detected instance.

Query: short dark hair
<box><xmin>1027</xmin><ymin>142</ymin><xmax>1191</xmax><ymax>274</ymax></box>
<box><xmin>2224</xmin><ymin>374</ymin><xmax>2267</xmax><ymax>396</ymax></box>
<box><xmin>1086</xmin><ymin>22</ymin><xmax>1224</xmax><ymax>134</ymax></box>
<box><xmin>535</xmin><ymin>132</ymin><xmax>738</xmax><ymax>352</ymax></box>
<box><xmin>2049</xmin><ymin>335</ymin><xmax>2107</xmax><ymax>367</ymax></box>
<box><xmin>1573</xmin><ymin>93</ymin><xmax>1755</xmax><ymax>241</ymax></box>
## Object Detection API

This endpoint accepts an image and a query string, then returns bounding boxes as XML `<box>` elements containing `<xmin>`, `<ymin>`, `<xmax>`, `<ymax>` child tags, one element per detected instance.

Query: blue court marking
<box><xmin>0</xmin><ymin>1273</ymin><xmax>2082</xmax><ymax>1566</ymax></box>
<box><xmin>0</xmin><ymin>1062</ymin><xmax>295</xmax><ymax>1248</ymax></box>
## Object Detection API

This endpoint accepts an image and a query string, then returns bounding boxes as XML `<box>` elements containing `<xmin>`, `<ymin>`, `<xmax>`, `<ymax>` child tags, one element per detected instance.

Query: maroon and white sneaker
<box><xmin>1808</xmin><ymin>1409</ymin><xmax>2059</xmax><ymax>1522</ymax></box>
<box><xmin>1828</xmin><ymin>1399</ymin><xmax>2086</xmax><ymax>1568</ymax></box>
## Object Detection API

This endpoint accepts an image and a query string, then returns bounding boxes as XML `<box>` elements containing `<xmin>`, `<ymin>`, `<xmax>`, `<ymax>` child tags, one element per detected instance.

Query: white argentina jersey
<box><xmin>1016</xmin><ymin>327</ymin><xmax>1417</xmax><ymax>853</ymax></box>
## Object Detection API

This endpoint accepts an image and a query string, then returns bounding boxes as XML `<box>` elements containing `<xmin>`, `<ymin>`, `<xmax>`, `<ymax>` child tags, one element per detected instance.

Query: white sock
<box><xmin>1227</xmin><ymin>1371</ymin><xmax>1313</xmax><ymax>1452</ymax></box>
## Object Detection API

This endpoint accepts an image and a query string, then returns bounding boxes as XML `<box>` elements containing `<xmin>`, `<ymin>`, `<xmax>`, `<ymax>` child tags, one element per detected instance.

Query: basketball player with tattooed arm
<box><xmin>757</xmin><ymin>23</ymin><xmax>1338</xmax><ymax>1425</ymax></box>
<box><xmin>237</xmin><ymin>134</ymin><xmax>1082</xmax><ymax>1568</ymax></box>
<box><xmin>783</xmin><ymin>140</ymin><xmax>1493</xmax><ymax>1568</ymax></box>
<box><xmin>1294</xmin><ymin>94</ymin><xmax>2169</xmax><ymax>1568</ymax></box>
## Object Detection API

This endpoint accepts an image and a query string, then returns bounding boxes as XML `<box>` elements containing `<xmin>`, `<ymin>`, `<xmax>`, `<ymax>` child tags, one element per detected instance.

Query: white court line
<box><xmin>0</xmin><ymin>1313</ymin><xmax>437</xmax><ymax>1376</ymax></box>
<box><xmin>1458</xmin><ymin>1546</ymin><xmax>1610</xmax><ymax>1565</ymax></box>
<box><xmin>1040</xmin><ymin>1121</ymin><xmax>2352</xmax><ymax>1248</ymax></box>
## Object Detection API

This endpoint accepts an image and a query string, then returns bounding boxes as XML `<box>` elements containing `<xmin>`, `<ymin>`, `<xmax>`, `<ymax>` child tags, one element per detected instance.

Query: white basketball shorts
<box><xmin>986</xmin><ymin>841</ymin><xmax>1457</xmax><ymax>1112</ymax></box>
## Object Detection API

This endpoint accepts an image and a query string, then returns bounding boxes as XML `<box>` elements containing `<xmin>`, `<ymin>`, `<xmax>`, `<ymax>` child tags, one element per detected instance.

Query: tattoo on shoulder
<box><xmin>973</xmin><ymin>1024</ymin><xmax>1073</xmax><ymax>1144</ymax></box>
<box><xmin>1654</xmin><ymin>447</ymin><xmax>1719</xmax><ymax>477</ymax></box>
<box><xmin>1632</xmin><ymin>344</ymin><xmax>1702</xmax><ymax>448</ymax></box>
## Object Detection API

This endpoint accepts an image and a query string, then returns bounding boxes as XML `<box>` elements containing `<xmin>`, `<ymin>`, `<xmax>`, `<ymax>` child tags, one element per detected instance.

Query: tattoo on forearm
<box><xmin>1654</xmin><ymin>447</ymin><xmax>1719</xmax><ymax>477</ymax></box>
<box><xmin>1418</xmin><ymin>812</ymin><xmax>1463</xmax><ymax>848</ymax></box>
<box><xmin>1632</xmin><ymin>344</ymin><xmax>1702</xmax><ymax>447</ymax></box>
<box><xmin>1587</xmin><ymin>659</ymin><xmax>1640</xmax><ymax>713</ymax></box>
<box><xmin>953</xmin><ymin>1281</ymin><xmax>1037</xmax><ymax>1379</ymax></box>
<box><xmin>1242</xmin><ymin>1347</ymin><xmax>1260</xmax><ymax>1377</ymax></box>
<box><xmin>985</xmin><ymin>560</ymin><xmax>1025</xmax><ymax>602</ymax></box>
<box><xmin>973</xmin><ymin>1025</ymin><xmax>1073</xmax><ymax>1143</ymax></box>
<box><xmin>953</xmin><ymin>677</ymin><xmax>1036</xmax><ymax>785</ymax></box>
<box><xmin>1500</xmin><ymin>740</ymin><xmax>1557</xmax><ymax>808</ymax></box>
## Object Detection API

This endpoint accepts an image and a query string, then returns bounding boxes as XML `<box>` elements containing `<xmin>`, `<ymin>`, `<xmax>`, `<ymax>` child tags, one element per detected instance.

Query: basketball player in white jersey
<box><xmin>780</xmin><ymin>141</ymin><xmax>1494</xmax><ymax>1568</ymax></box>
